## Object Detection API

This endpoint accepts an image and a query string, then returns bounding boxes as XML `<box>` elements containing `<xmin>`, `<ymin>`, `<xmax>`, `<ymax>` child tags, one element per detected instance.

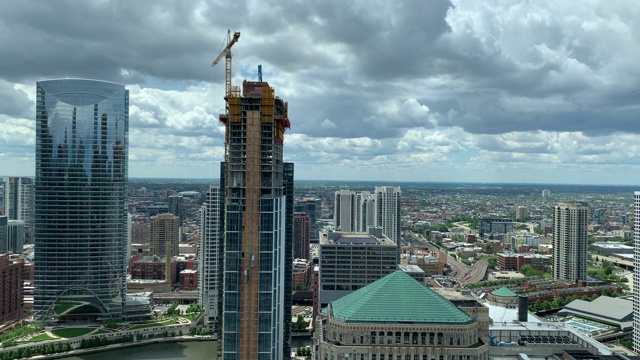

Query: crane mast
<box><xmin>212</xmin><ymin>29</ymin><xmax>240</xmax><ymax>113</ymax></box>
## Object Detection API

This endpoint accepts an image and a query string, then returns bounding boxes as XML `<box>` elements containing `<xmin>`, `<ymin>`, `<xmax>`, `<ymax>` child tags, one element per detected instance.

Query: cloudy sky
<box><xmin>1</xmin><ymin>0</ymin><xmax>640</xmax><ymax>184</ymax></box>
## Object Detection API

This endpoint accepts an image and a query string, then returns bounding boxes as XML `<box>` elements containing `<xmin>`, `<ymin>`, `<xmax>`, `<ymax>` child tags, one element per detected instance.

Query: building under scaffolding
<box><xmin>220</xmin><ymin>80</ymin><xmax>291</xmax><ymax>360</ymax></box>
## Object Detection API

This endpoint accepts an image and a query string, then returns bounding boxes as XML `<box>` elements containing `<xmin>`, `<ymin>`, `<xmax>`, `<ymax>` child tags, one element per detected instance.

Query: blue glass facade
<box><xmin>34</xmin><ymin>79</ymin><xmax>128</xmax><ymax>320</ymax></box>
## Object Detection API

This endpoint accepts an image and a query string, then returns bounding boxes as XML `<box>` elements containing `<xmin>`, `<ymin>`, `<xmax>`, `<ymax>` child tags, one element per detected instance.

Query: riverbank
<box><xmin>31</xmin><ymin>336</ymin><xmax>215</xmax><ymax>360</ymax></box>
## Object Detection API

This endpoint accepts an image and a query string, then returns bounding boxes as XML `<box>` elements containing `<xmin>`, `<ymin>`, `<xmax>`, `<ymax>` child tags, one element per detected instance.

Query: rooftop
<box><xmin>491</xmin><ymin>287</ymin><xmax>518</xmax><ymax>297</ymax></box>
<box><xmin>330</xmin><ymin>271</ymin><xmax>472</xmax><ymax>324</ymax></box>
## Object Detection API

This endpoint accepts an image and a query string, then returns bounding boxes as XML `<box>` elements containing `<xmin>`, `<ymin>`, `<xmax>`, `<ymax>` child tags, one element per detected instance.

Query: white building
<box><xmin>199</xmin><ymin>186</ymin><xmax>221</xmax><ymax>332</ymax></box>
<box><xmin>633</xmin><ymin>191</ymin><xmax>640</xmax><ymax>354</ymax></box>
<box><xmin>357</xmin><ymin>191</ymin><xmax>376</xmax><ymax>233</ymax></box>
<box><xmin>553</xmin><ymin>201</ymin><xmax>588</xmax><ymax>283</ymax></box>
<box><xmin>2</xmin><ymin>177</ymin><xmax>34</xmax><ymax>244</ymax></box>
<box><xmin>375</xmin><ymin>186</ymin><xmax>401</xmax><ymax>243</ymax></box>
<box><xmin>334</xmin><ymin>190</ymin><xmax>357</xmax><ymax>232</ymax></box>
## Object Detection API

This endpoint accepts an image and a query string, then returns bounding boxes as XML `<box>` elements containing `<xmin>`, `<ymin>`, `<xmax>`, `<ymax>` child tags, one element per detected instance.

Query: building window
<box><xmin>371</xmin><ymin>332</ymin><xmax>376</xmax><ymax>344</ymax></box>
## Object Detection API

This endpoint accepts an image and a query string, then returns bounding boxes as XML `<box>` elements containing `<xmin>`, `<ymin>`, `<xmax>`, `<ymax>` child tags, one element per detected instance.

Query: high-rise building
<box><xmin>283</xmin><ymin>161</ymin><xmax>294</xmax><ymax>360</ymax></box>
<box><xmin>633</xmin><ymin>192</ymin><xmax>640</xmax><ymax>354</ymax></box>
<box><xmin>542</xmin><ymin>189</ymin><xmax>551</xmax><ymax>198</ymax></box>
<box><xmin>34</xmin><ymin>79</ymin><xmax>128</xmax><ymax>319</ymax></box>
<box><xmin>168</xmin><ymin>195</ymin><xmax>185</xmax><ymax>225</ymax></box>
<box><xmin>150</xmin><ymin>213</ymin><xmax>180</xmax><ymax>257</ymax></box>
<box><xmin>294</xmin><ymin>212</ymin><xmax>310</xmax><ymax>260</ymax></box>
<box><xmin>0</xmin><ymin>216</ymin><xmax>7</xmax><ymax>253</ymax></box>
<box><xmin>374</xmin><ymin>186</ymin><xmax>401</xmax><ymax>243</ymax></box>
<box><xmin>294</xmin><ymin>198</ymin><xmax>319</xmax><ymax>241</ymax></box>
<box><xmin>3</xmin><ymin>177</ymin><xmax>35</xmax><ymax>244</ymax></box>
<box><xmin>199</xmin><ymin>186</ymin><xmax>221</xmax><ymax>332</ymax></box>
<box><xmin>334</xmin><ymin>190</ymin><xmax>357</xmax><ymax>232</ymax></box>
<box><xmin>0</xmin><ymin>254</ymin><xmax>24</xmax><ymax>323</ymax></box>
<box><xmin>7</xmin><ymin>220</ymin><xmax>25</xmax><ymax>254</ymax></box>
<box><xmin>219</xmin><ymin>81</ymin><xmax>291</xmax><ymax>359</ymax></box>
<box><xmin>516</xmin><ymin>206</ymin><xmax>527</xmax><ymax>220</ymax></box>
<box><xmin>552</xmin><ymin>201</ymin><xmax>588</xmax><ymax>283</ymax></box>
<box><xmin>357</xmin><ymin>191</ymin><xmax>375</xmax><ymax>232</ymax></box>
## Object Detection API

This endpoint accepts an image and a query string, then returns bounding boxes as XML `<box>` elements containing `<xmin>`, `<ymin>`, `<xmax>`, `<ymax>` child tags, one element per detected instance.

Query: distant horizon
<box><xmin>3</xmin><ymin>174</ymin><xmax>636</xmax><ymax>188</ymax></box>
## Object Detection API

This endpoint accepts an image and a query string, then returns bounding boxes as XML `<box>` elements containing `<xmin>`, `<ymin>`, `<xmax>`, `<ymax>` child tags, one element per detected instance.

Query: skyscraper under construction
<box><xmin>220</xmin><ymin>80</ymin><xmax>291</xmax><ymax>359</ymax></box>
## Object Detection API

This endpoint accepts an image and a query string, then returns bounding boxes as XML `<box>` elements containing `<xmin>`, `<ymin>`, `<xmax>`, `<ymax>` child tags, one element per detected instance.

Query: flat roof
<box><xmin>334</xmin><ymin>234</ymin><xmax>379</xmax><ymax>244</ymax></box>
<box><xmin>559</xmin><ymin>296</ymin><xmax>632</xmax><ymax>323</ymax></box>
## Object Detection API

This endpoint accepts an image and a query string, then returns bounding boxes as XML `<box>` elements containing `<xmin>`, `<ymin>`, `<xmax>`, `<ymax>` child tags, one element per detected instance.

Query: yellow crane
<box><xmin>212</xmin><ymin>29</ymin><xmax>240</xmax><ymax>110</ymax></box>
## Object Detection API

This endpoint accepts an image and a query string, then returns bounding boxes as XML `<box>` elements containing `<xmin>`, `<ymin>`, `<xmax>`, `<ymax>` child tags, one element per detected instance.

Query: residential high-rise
<box><xmin>150</xmin><ymin>213</ymin><xmax>180</xmax><ymax>257</ymax></box>
<box><xmin>3</xmin><ymin>177</ymin><xmax>34</xmax><ymax>244</ymax></box>
<box><xmin>7</xmin><ymin>220</ymin><xmax>25</xmax><ymax>254</ymax></box>
<box><xmin>283</xmin><ymin>162</ymin><xmax>294</xmax><ymax>360</ymax></box>
<box><xmin>219</xmin><ymin>80</ymin><xmax>291</xmax><ymax>359</ymax></box>
<box><xmin>374</xmin><ymin>186</ymin><xmax>401</xmax><ymax>243</ymax></box>
<box><xmin>633</xmin><ymin>192</ymin><xmax>640</xmax><ymax>354</ymax></box>
<box><xmin>516</xmin><ymin>206</ymin><xmax>527</xmax><ymax>220</ymax></box>
<box><xmin>34</xmin><ymin>79</ymin><xmax>128</xmax><ymax>319</ymax></box>
<box><xmin>334</xmin><ymin>190</ymin><xmax>357</xmax><ymax>232</ymax></box>
<box><xmin>294</xmin><ymin>198</ymin><xmax>319</xmax><ymax>241</ymax></box>
<box><xmin>294</xmin><ymin>212</ymin><xmax>310</xmax><ymax>260</ymax></box>
<box><xmin>168</xmin><ymin>195</ymin><xmax>185</xmax><ymax>225</ymax></box>
<box><xmin>0</xmin><ymin>216</ymin><xmax>7</xmax><ymax>253</ymax></box>
<box><xmin>552</xmin><ymin>201</ymin><xmax>588</xmax><ymax>283</ymax></box>
<box><xmin>357</xmin><ymin>191</ymin><xmax>375</xmax><ymax>232</ymax></box>
<box><xmin>199</xmin><ymin>186</ymin><xmax>221</xmax><ymax>332</ymax></box>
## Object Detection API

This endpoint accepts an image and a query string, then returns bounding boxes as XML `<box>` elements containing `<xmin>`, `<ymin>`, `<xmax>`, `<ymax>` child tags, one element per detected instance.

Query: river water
<box><xmin>61</xmin><ymin>338</ymin><xmax>312</xmax><ymax>359</ymax></box>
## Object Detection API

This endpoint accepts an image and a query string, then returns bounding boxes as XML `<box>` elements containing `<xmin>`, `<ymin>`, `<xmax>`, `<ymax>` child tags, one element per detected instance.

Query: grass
<box><xmin>28</xmin><ymin>333</ymin><xmax>55</xmax><ymax>342</ymax></box>
<box><xmin>52</xmin><ymin>327</ymin><xmax>95</xmax><ymax>338</ymax></box>
<box><xmin>93</xmin><ymin>329</ymin><xmax>112</xmax><ymax>334</ymax></box>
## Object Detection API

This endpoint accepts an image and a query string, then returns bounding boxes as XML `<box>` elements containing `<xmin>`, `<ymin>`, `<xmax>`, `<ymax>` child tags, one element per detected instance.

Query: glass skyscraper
<box><xmin>34</xmin><ymin>79</ymin><xmax>128</xmax><ymax>320</ymax></box>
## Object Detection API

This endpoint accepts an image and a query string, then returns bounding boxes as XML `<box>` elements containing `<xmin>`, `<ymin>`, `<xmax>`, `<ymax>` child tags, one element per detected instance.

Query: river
<box><xmin>60</xmin><ymin>338</ymin><xmax>312</xmax><ymax>359</ymax></box>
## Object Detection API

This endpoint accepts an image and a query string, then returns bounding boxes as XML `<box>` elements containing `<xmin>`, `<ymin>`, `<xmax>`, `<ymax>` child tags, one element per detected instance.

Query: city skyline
<box><xmin>1</xmin><ymin>2</ymin><xmax>640</xmax><ymax>184</ymax></box>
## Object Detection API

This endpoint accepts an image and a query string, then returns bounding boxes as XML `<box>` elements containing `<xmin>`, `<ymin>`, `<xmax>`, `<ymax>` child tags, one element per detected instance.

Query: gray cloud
<box><xmin>1</xmin><ymin>1</ymin><xmax>640</xmax><ymax>182</ymax></box>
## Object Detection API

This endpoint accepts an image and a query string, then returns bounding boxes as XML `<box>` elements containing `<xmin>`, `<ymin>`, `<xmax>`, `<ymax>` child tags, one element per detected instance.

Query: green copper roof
<box><xmin>491</xmin><ymin>287</ymin><xmax>517</xmax><ymax>297</ymax></box>
<box><xmin>330</xmin><ymin>271</ymin><xmax>473</xmax><ymax>324</ymax></box>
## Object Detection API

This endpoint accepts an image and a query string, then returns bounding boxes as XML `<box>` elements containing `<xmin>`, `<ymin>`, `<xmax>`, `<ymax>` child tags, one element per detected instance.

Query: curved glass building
<box><xmin>34</xmin><ymin>79</ymin><xmax>128</xmax><ymax>320</ymax></box>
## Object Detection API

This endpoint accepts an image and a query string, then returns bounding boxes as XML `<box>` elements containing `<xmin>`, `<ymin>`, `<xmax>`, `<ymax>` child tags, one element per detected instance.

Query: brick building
<box><xmin>0</xmin><ymin>254</ymin><xmax>24</xmax><ymax>323</ymax></box>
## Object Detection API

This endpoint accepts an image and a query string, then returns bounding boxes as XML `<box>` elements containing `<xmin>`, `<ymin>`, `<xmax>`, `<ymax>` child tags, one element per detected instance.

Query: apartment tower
<box><xmin>3</xmin><ymin>177</ymin><xmax>34</xmax><ymax>244</ymax></box>
<box><xmin>375</xmin><ymin>186</ymin><xmax>402</xmax><ymax>243</ymax></box>
<box><xmin>34</xmin><ymin>79</ymin><xmax>128</xmax><ymax>319</ymax></box>
<box><xmin>294</xmin><ymin>212</ymin><xmax>311</xmax><ymax>260</ymax></box>
<box><xmin>199</xmin><ymin>186</ymin><xmax>221</xmax><ymax>331</ymax></box>
<box><xmin>633</xmin><ymin>192</ymin><xmax>640</xmax><ymax>353</ymax></box>
<box><xmin>150</xmin><ymin>213</ymin><xmax>180</xmax><ymax>257</ymax></box>
<box><xmin>219</xmin><ymin>80</ymin><xmax>291</xmax><ymax>359</ymax></box>
<box><xmin>334</xmin><ymin>190</ymin><xmax>357</xmax><ymax>232</ymax></box>
<box><xmin>552</xmin><ymin>201</ymin><xmax>588</xmax><ymax>283</ymax></box>
<box><xmin>357</xmin><ymin>191</ymin><xmax>375</xmax><ymax>232</ymax></box>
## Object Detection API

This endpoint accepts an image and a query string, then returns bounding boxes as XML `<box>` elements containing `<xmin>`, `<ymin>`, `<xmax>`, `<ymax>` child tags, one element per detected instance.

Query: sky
<box><xmin>1</xmin><ymin>1</ymin><xmax>640</xmax><ymax>185</ymax></box>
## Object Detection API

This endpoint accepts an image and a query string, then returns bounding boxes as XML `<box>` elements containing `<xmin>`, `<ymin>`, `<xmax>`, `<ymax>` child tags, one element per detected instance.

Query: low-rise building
<box><xmin>496</xmin><ymin>252</ymin><xmax>551</xmax><ymax>272</ymax></box>
<box><xmin>293</xmin><ymin>258</ymin><xmax>312</xmax><ymax>288</ymax></box>
<box><xmin>179</xmin><ymin>269</ymin><xmax>198</xmax><ymax>291</ymax></box>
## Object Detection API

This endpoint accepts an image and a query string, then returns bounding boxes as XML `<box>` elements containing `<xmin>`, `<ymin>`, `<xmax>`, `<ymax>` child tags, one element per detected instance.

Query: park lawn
<box><xmin>52</xmin><ymin>327</ymin><xmax>95</xmax><ymax>338</ymax></box>
<box><xmin>29</xmin><ymin>333</ymin><xmax>55</xmax><ymax>342</ymax></box>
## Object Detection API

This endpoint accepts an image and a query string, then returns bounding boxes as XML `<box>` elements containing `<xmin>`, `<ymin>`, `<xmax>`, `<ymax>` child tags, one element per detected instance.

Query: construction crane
<box><xmin>212</xmin><ymin>29</ymin><xmax>240</xmax><ymax>105</ymax></box>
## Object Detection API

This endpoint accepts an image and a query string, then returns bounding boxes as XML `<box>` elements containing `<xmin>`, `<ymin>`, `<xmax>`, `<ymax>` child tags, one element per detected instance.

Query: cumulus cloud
<box><xmin>1</xmin><ymin>1</ymin><xmax>640</xmax><ymax>183</ymax></box>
